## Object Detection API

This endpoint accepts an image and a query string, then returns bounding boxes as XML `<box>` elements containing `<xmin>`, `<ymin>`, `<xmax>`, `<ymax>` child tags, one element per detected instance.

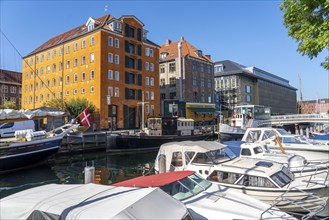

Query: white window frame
<box><xmin>115</xmin><ymin>54</ymin><xmax>119</xmax><ymax>64</ymax></box>
<box><xmin>114</xmin><ymin>87</ymin><xmax>119</xmax><ymax>97</ymax></box>
<box><xmin>108</xmin><ymin>70</ymin><xmax>113</xmax><ymax>80</ymax></box>
<box><xmin>108</xmin><ymin>37</ymin><xmax>113</xmax><ymax>46</ymax></box>
<box><xmin>90</xmin><ymin>53</ymin><xmax>94</xmax><ymax>63</ymax></box>
<box><xmin>90</xmin><ymin>36</ymin><xmax>95</xmax><ymax>46</ymax></box>
<box><xmin>115</xmin><ymin>71</ymin><xmax>119</xmax><ymax>81</ymax></box>
<box><xmin>146</xmin><ymin>77</ymin><xmax>149</xmax><ymax>86</ymax></box>
<box><xmin>115</xmin><ymin>38</ymin><xmax>119</xmax><ymax>48</ymax></box>
<box><xmin>108</xmin><ymin>53</ymin><xmax>113</xmax><ymax>63</ymax></box>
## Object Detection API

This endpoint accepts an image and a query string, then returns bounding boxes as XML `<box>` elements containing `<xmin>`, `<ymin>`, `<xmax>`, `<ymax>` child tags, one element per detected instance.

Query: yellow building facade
<box><xmin>22</xmin><ymin>15</ymin><xmax>160</xmax><ymax>130</ymax></box>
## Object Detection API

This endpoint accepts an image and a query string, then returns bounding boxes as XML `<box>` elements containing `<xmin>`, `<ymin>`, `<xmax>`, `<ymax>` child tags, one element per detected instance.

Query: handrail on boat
<box><xmin>261</xmin><ymin>186</ymin><xmax>326</xmax><ymax>220</ymax></box>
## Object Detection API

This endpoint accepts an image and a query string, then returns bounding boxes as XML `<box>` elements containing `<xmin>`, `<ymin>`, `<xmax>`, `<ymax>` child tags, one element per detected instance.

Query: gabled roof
<box><xmin>160</xmin><ymin>38</ymin><xmax>213</xmax><ymax>63</ymax></box>
<box><xmin>25</xmin><ymin>15</ymin><xmax>111</xmax><ymax>57</ymax></box>
<box><xmin>113</xmin><ymin>171</ymin><xmax>195</xmax><ymax>187</ymax></box>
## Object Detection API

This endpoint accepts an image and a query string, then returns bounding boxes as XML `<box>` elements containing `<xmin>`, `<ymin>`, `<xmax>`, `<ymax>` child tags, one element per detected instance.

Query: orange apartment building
<box><xmin>22</xmin><ymin>14</ymin><xmax>160</xmax><ymax>130</ymax></box>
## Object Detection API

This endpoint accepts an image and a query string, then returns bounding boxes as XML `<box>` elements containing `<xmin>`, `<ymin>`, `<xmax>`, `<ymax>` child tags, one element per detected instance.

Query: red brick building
<box><xmin>301</xmin><ymin>99</ymin><xmax>329</xmax><ymax>114</ymax></box>
<box><xmin>0</xmin><ymin>69</ymin><xmax>22</xmax><ymax>109</ymax></box>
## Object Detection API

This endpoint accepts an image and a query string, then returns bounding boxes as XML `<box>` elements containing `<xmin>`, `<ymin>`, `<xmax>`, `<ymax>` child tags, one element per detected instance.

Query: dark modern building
<box><xmin>0</xmin><ymin>69</ymin><xmax>22</xmax><ymax>108</ymax></box>
<box><xmin>214</xmin><ymin>60</ymin><xmax>297</xmax><ymax>115</ymax></box>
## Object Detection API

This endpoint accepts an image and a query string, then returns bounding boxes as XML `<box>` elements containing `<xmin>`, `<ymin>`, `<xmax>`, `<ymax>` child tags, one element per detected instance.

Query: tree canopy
<box><xmin>280</xmin><ymin>0</ymin><xmax>329</xmax><ymax>70</ymax></box>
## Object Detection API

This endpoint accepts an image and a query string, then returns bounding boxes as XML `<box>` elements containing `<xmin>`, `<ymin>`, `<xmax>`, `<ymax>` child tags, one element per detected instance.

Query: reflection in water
<box><xmin>0</xmin><ymin>150</ymin><xmax>157</xmax><ymax>198</ymax></box>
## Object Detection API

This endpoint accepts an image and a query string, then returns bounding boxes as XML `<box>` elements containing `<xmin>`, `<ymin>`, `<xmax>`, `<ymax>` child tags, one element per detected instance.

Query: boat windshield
<box><xmin>160</xmin><ymin>173</ymin><xmax>211</xmax><ymax>201</ymax></box>
<box><xmin>270</xmin><ymin>170</ymin><xmax>292</xmax><ymax>188</ymax></box>
<box><xmin>281</xmin><ymin>136</ymin><xmax>299</xmax><ymax>144</ymax></box>
<box><xmin>192</xmin><ymin>147</ymin><xmax>237</xmax><ymax>164</ymax></box>
<box><xmin>276</xmin><ymin>129</ymin><xmax>290</xmax><ymax>135</ymax></box>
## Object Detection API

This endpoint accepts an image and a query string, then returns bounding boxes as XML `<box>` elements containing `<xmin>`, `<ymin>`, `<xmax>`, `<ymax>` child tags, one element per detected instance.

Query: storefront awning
<box><xmin>188</xmin><ymin>107</ymin><xmax>216</xmax><ymax>113</ymax></box>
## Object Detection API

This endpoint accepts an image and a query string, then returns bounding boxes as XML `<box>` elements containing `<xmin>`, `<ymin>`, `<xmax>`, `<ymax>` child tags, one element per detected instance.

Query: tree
<box><xmin>0</xmin><ymin>101</ymin><xmax>18</xmax><ymax>109</ymax></box>
<box><xmin>280</xmin><ymin>0</ymin><xmax>329</xmax><ymax>70</ymax></box>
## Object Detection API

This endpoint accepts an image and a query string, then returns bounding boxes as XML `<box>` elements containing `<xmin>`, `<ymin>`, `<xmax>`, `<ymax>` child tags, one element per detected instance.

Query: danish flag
<box><xmin>79</xmin><ymin>108</ymin><xmax>91</xmax><ymax>127</ymax></box>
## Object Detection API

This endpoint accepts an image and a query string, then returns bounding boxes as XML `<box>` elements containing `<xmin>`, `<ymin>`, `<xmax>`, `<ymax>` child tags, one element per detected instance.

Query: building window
<box><xmin>145</xmin><ymin>91</ymin><xmax>149</xmax><ymax>100</ymax></box>
<box><xmin>81</xmin><ymin>72</ymin><xmax>86</xmax><ymax>81</ymax></box>
<box><xmin>145</xmin><ymin>62</ymin><xmax>149</xmax><ymax>71</ymax></box>
<box><xmin>150</xmin><ymin>91</ymin><xmax>154</xmax><ymax>100</ymax></box>
<box><xmin>150</xmin><ymin>63</ymin><xmax>154</xmax><ymax>72</ymax></box>
<box><xmin>170</xmin><ymin>92</ymin><xmax>176</xmax><ymax>99</ymax></box>
<box><xmin>74</xmin><ymin>42</ymin><xmax>78</xmax><ymax>51</ymax></box>
<box><xmin>145</xmin><ymin>48</ymin><xmax>150</xmax><ymax>56</ymax></box>
<box><xmin>47</xmin><ymin>52</ymin><xmax>50</xmax><ymax>60</ymax></box>
<box><xmin>160</xmin><ymin>66</ymin><xmax>165</xmax><ymax>73</ymax></box>
<box><xmin>74</xmin><ymin>74</ymin><xmax>78</xmax><ymax>82</ymax></box>
<box><xmin>169</xmin><ymin>77</ymin><xmax>176</xmax><ymax>87</ymax></box>
<box><xmin>82</xmin><ymin>56</ymin><xmax>86</xmax><ymax>65</ymax></box>
<box><xmin>53</xmin><ymin>50</ymin><xmax>56</xmax><ymax>58</ymax></box>
<box><xmin>81</xmin><ymin>88</ymin><xmax>85</xmax><ymax>94</ymax></box>
<box><xmin>66</xmin><ymin>90</ymin><xmax>69</xmax><ymax>96</ymax></box>
<box><xmin>66</xmin><ymin>45</ymin><xmax>70</xmax><ymax>54</ymax></box>
<box><xmin>231</xmin><ymin>78</ymin><xmax>236</xmax><ymax>88</ymax></box>
<box><xmin>115</xmin><ymin>71</ymin><xmax>119</xmax><ymax>81</ymax></box>
<box><xmin>114</xmin><ymin>87</ymin><xmax>119</xmax><ymax>97</ymax></box>
<box><xmin>150</xmin><ymin>49</ymin><xmax>154</xmax><ymax>57</ymax></box>
<box><xmin>200</xmin><ymin>78</ymin><xmax>204</xmax><ymax>87</ymax></box>
<box><xmin>169</xmin><ymin>63</ymin><xmax>176</xmax><ymax>72</ymax></box>
<box><xmin>192</xmin><ymin>62</ymin><xmax>197</xmax><ymax>71</ymax></box>
<box><xmin>90</xmin><ymin>86</ymin><xmax>94</xmax><ymax>93</ymax></box>
<box><xmin>90</xmin><ymin>70</ymin><xmax>94</xmax><ymax>80</ymax></box>
<box><xmin>214</xmin><ymin>64</ymin><xmax>223</xmax><ymax>73</ymax></box>
<box><xmin>245</xmin><ymin>85</ymin><xmax>251</xmax><ymax>93</ymax></box>
<box><xmin>82</xmin><ymin>40</ymin><xmax>86</xmax><ymax>48</ymax></box>
<box><xmin>74</xmin><ymin>58</ymin><xmax>78</xmax><ymax>67</ymax></box>
<box><xmin>108</xmin><ymin>86</ymin><xmax>113</xmax><ymax>96</ymax></box>
<box><xmin>193</xmin><ymin>76</ymin><xmax>197</xmax><ymax>86</ymax></box>
<box><xmin>88</xmin><ymin>23</ymin><xmax>94</xmax><ymax>31</ymax></box>
<box><xmin>90</xmin><ymin>36</ymin><xmax>95</xmax><ymax>46</ymax></box>
<box><xmin>52</xmin><ymin>78</ymin><xmax>56</xmax><ymax>86</ymax></box>
<box><xmin>200</xmin><ymin>63</ymin><xmax>204</xmax><ymax>72</ymax></box>
<box><xmin>207</xmin><ymin>65</ymin><xmax>211</xmax><ymax>74</ymax></box>
<box><xmin>47</xmin><ymin>66</ymin><xmax>50</xmax><ymax>73</ymax></box>
<box><xmin>146</xmin><ymin>77</ymin><xmax>149</xmax><ymax>85</ymax></box>
<box><xmin>66</xmin><ymin>61</ymin><xmax>70</xmax><ymax>69</ymax></box>
<box><xmin>108</xmin><ymin>37</ymin><xmax>113</xmax><ymax>46</ymax></box>
<box><xmin>150</xmin><ymin>77</ymin><xmax>154</xmax><ymax>86</ymax></box>
<box><xmin>115</xmin><ymin>55</ymin><xmax>119</xmax><ymax>64</ymax></box>
<box><xmin>108</xmin><ymin>53</ymin><xmax>113</xmax><ymax>63</ymax></box>
<box><xmin>115</xmin><ymin>38</ymin><xmax>119</xmax><ymax>48</ymax></box>
<box><xmin>246</xmin><ymin>95</ymin><xmax>252</xmax><ymax>103</ymax></box>
<box><xmin>207</xmin><ymin>79</ymin><xmax>212</xmax><ymax>88</ymax></box>
<box><xmin>160</xmin><ymin>78</ymin><xmax>165</xmax><ymax>87</ymax></box>
<box><xmin>59</xmin><ymin>48</ymin><xmax>63</xmax><ymax>56</ymax></box>
<box><xmin>108</xmin><ymin>70</ymin><xmax>113</xmax><ymax>80</ymax></box>
<box><xmin>90</xmin><ymin>53</ymin><xmax>94</xmax><ymax>63</ymax></box>
<box><xmin>59</xmin><ymin>77</ymin><xmax>62</xmax><ymax>86</ymax></box>
<box><xmin>66</xmin><ymin>75</ymin><xmax>70</xmax><ymax>84</ymax></box>
<box><xmin>74</xmin><ymin>89</ymin><xmax>78</xmax><ymax>95</ymax></box>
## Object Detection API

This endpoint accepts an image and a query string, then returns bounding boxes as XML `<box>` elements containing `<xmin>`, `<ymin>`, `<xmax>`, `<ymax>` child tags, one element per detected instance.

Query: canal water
<box><xmin>0</xmin><ymin>149</ymin><xmax>158</xmax><ymax>199</ymax></box>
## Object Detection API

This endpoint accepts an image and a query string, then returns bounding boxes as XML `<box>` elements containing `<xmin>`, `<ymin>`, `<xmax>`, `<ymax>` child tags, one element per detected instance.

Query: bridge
<box><xmin>257</xmin><ymin>114</ymin><xmax>329</xmax><ymax>126</ymax></box>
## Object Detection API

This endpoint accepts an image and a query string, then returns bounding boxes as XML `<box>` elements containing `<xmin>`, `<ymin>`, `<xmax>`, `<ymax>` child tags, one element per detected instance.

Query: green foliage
<box><xmin>0</xmin><ymin>100</ymin><xmax>19</xmax><ymax>109</ymax></box>
<box><xmin>280</xmin><ymin>0</ymin><xmax>329</xmax><ymax>70</ymax></box>
<box><xmin>45</xmin><ymin>97</ymin><xmax>95</xmax><ymax>118</ymax></box>
<box><xmin>65</xmin><ymin>97</ymin><xmax>95</xmax><ymax>118</ymax></box>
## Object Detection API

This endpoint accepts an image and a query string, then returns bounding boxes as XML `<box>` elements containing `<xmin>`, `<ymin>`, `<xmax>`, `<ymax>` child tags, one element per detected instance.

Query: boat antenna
<box><xmin>0</xmin><ymin>28</ymin><xmax>61</xmax><ymax>108</ymax></box>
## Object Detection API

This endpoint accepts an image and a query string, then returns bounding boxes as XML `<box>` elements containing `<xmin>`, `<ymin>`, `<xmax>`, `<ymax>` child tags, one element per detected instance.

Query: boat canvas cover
<box><xmin>0</xmin><ymin>183</ymin><xmax>187</xmax><ymax>220</ymax></box>
<box><xmin>160</xmin><ymin>140</ymin><xmax>226</xmax><ymax>153</ymax></box>
<box><xmin>0</xmin><ymin>108</ymin><xmax>65</xmax><ymax>122</ymax></box>
<box><xmin>114</xmin><ymin>171</ymin><xmax>195</xmax><ymax>187</ymax></box>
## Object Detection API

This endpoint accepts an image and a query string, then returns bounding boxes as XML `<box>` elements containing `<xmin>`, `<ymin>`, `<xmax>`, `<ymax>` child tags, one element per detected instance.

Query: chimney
<box><xmin>165</xmin><ymin>39</ymin><xmax>171</xmax><ymax>45</ymax></box>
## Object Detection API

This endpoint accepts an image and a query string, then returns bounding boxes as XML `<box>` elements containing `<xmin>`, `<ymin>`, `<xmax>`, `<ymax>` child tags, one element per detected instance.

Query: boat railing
<box><xmin>261</xmin><ymin>186</ymin><xmax>326</xmax><ymax>220</ymax></box>
<box><xmin>293</xmin><ymin>168</ymin><xmax>329</xmax><ymax>188</ymax></box>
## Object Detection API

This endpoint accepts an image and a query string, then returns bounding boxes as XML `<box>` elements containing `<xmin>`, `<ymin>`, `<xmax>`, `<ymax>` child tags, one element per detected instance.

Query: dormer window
<box><xmin>108</xmin><ymin>20</ymin><xmax>122</xmax><ymax>32</ymax></box>
<box><xmin>86</xmin><ymin>17</ymin><xmax>96</xmax><ymax>32</ymax></box>
<box><xmin>143</xmin><ymin>29</ymin><xmax>148</xmax><ymax>40</ymax></box>
<box><xmin>88</xmin><ymin>23</ymin><xmax>94</xmax><ymax>31</ymax></box>
<box><xmin>197</xmin><ymin>50</ymin><xmax>203</xmax><ymax>58</ymax></box>
<box><xmin>160</xmin><ymin>52</ymin><xmax>168</xmax><ymax>59</ymax></box>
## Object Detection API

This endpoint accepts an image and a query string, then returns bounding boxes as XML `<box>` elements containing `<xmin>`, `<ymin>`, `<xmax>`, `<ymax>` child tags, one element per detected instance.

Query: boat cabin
<box><xmin>230</xmin><ymin>105</ymin><xmax>271</xmax><ymax>128</ymax></box>
<box><xmin>145</xmin><ymin>117</ymin><xmax>195</xmax><ymax>136</ymax></box>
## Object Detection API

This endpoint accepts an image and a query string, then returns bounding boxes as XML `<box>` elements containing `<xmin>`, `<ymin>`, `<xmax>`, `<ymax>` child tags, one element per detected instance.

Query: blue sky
<box><xmin>1</xmin><ymin>0</ymin><xmax>328</xmax><ymax>100</ymax></box>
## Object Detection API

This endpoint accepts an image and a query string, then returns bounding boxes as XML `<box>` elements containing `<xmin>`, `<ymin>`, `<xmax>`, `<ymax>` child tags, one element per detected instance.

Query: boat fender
<box><xmin>158</xmin><ymin>154</ymin><xmax>166</xmax><ymax>174</ymax></box>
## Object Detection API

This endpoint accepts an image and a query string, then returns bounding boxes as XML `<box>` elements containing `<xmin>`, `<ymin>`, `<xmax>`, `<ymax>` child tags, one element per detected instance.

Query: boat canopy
<box><xmin>114</xmin><ymin>171</ymin><xmax>195</xmax><ymax>187</ymax></box>
<box><xmin>0</xmin><ymin>183</ymin><xmax>188</xmax><ymax>220</ymax></box>
<box><xmin>160</xmin><ymin>140</ymin><xmax>227</xmax><ymax>153</ymax></box>
<box><xmin>0</xmin><ymin>108</ymin><xmax>66</xmax><ymax>123</ymax></box>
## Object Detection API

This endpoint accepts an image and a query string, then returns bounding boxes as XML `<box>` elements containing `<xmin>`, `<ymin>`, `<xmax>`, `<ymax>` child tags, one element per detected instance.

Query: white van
<box><xmin>0</xmin><ymin>120</ymin><xmax>35</xmax><ymax>138</ymax></box>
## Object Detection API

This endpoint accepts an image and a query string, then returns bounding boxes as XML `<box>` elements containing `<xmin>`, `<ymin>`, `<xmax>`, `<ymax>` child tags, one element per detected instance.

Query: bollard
<box><xmin>84</xmin><ymin>166</ymin><xmax>95</xmax><ymax>184</ymax></box>
<box><xmin>300</xmin><ymin>128</ymin><xmax>304</xmax><ymax>136</ymax></box>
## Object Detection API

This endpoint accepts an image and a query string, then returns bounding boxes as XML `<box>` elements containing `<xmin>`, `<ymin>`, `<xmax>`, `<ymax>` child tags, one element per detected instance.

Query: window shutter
<box><xmin>137</xmin><ymin>45</ymin><xmax>142</xmax><ymax>56</ymax></box>
<box><xmin>125</xmin><ymin>72</ymin><xmax>129</xmax><ymax>84</ymax></box>
<box><xmin>125</xmin><ymin>40</ymin><xmax>129</xmax><ymax>53</ymax></box>
<box><xmin>138</xmin><ymin>89</ymin><xmax>142</xmax><ymax>100</ymax></box>
<box><xmin>125</xmin><ymin>56</ymin><xmax>129</xmax><ymax>68</ymax></box>
<box><xmin>125</xmin><ymin>24</ymin><xmax>129</xmax><ymax>37</ymax></box>
<box><xmin>138</xmin><ymin>59</ymin><xmax>142</xmax><ymax>70</ymax></box>
<box><xmin>138</xmin><ymin>74</ymin><xmax>142</xmax><ymax>86</ymax></box>
<box><xmin>137</xmin><ymin>28</ymin><xmax>142</xmax><ymax>41</ymax></box>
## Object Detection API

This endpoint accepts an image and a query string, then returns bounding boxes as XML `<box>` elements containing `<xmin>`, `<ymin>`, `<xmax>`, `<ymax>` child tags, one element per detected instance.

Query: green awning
<box><xmin>188</xmin><ymin>107</ymin><xmax>216</xmax><ymax>113</ymax></box>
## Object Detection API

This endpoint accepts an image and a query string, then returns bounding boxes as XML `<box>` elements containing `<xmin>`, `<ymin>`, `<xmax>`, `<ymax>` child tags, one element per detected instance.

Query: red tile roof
<box><xmin>160</xmin><ymin>38</ymin><xmax>213</xmax><ymax>63</ymax></box>
<box><xmin>25</xmin><ymin>15</ymin><xmax>111</xmax><ymax>57</ymax></box>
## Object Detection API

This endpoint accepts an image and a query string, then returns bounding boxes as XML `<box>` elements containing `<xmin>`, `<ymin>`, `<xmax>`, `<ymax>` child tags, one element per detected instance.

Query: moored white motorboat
<box><xmin>154</xmin><ymin>141</ymin><xmax>329</xmax><ymax>217</ymax></box>
<box><xmin>241</xmin><ymin>127</ymin><xmax>329</xmax><ymax>161</ymax></box>
<box><xmin>114</xmin><ymin>170</ymin><xmax>295</xmax><ymax>219</ymax></box>
<box><xmin>0</xmin><ymin>183</ymin><xmax>191</xmax><ymax>220</ymax></box>
<box><xmin>228</xmin><ymin>142</ymin><xmax>329</xmax><ymax>180</ymax></box>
